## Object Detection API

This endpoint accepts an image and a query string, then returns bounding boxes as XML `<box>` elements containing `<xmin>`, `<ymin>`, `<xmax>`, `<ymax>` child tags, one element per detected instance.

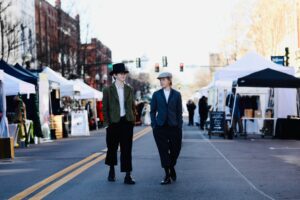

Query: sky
<box><xmin>49</xmin><ymin>0</ymin><xmax>241</xmax><ymax>67</ymax></box>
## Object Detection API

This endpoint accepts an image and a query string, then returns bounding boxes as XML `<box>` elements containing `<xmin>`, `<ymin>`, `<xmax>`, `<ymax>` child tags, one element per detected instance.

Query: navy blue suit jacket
<box><xmin>150</xmin><ymin>88</ymin><xmax>183</xmax><ymax>129</ymax></box>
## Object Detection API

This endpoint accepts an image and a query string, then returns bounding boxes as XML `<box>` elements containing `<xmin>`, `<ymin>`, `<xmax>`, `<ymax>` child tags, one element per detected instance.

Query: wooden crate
<box><xmin>0</xmin><ymin>137</ymin><xmax>15</xmax><ymax>159</ymax></box>
<box><xmin>50</xmin><ymin>115</ymin><xmax>63</xmax><ymax>139</ymax></box>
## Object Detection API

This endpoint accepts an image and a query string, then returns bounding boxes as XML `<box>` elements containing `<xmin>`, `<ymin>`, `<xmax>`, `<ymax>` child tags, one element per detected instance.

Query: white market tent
<box><xmin>4</xmin><ymin>73</ymin><xmax>36</xmax><ymax>96</ymax></box>
<box><xmin>0</xmin><ymin>70</ymin><xmax>36</xmax><ymax>137</ymax></box>
<box><xmin>0</xmin><ymin>70</ymin><xmax>8</xmax><ymax>137</ymax></box>
<box><xmin>211</xmin><ymin>51</ymin><xmax>297</xmax><ymax>121</ymax></box>
<box><xmin>42</xmin><ymin>67</ymin><xmax>82</xmax><ymax>97</ymax></box>
<box><xmin>214</xmin><ymin>51</ymin><xmax>295</xmax><ymax>88</ymax></box>
<box><xmin>72</xmin><ymin>79</ymin><xmax>103</xmax><ymax>100</ymax></box>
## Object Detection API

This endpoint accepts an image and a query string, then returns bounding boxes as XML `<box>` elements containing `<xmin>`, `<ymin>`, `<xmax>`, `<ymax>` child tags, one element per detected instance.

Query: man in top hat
<box><xmin>150</xmin><ymin>72</ymin><xmax>183</xmax><ymax>185</ymax></box>
<box><xmin>102</xmin><ymin>63</ymin><xmax>136</xmax><ymax>184</ymax></box>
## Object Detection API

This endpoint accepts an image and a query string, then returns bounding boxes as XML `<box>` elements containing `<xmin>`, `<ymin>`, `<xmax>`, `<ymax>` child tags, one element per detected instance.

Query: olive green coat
<box><xmin>102</xmin><ymin>83</ymin><xmax>136</xmax><ymax>126</ymax></box>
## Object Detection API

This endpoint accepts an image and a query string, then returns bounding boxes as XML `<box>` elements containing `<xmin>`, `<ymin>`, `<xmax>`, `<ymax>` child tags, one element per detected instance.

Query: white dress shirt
<box><xmin>115</xmin><ymin>81</ymin><xmax>126</xmax><ymax>117</ymax></box>
<box><xmin>163</xmin><ymin>88</ymin><xmax>171</xmax><ymax>103</ymax></box>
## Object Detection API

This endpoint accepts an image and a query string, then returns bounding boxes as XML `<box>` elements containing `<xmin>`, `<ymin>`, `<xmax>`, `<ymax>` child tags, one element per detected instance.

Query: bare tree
<box><xmin>0</xmin><ymin>0</ymin><xmax>23</xmax><ymax>63</ymax></box>
<box><xmin>247</xmin><ymin>0</ymin><xmax>294</xmax><ymax>56</ymax></box>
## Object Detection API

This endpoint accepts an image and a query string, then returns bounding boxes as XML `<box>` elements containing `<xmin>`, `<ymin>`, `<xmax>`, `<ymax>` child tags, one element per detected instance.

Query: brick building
<box><xmin>81</xmin><ymin>38</ymin><xmax>112</xmax><ymax>90</ymax></box>
<box><xmin>35</xmin><ymin>0</ymin><xmax>80</xmax><ymax>78</ymax></box>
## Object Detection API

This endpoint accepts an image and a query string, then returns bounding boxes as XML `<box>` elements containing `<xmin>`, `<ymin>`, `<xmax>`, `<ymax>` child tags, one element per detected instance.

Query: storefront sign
<box><xmin>271</xmin><ymin>56</ymin><xmax>284</xmax><ymax>66</ymax></box>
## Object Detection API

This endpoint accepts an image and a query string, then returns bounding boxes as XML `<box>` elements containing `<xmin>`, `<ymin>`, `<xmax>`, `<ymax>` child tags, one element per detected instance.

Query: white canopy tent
<box><xmin>0</xmin><ymin>70</ymin><xmax>36</xmax><ymax>137</ymax></box>
<box><xmin>0</xmin><ymin>70</ymin><xmax>8</xmax><ymax>137</ymax></box>
<box><xmin>72</xmin><ymin>79</ymin><xmax>103</xmax><ymax>100</ymax></box>
<box><xmin>4</xmin><ymin>73</ymin><xmax>36</xmax><ymax>96</ymax></box>
<box><xmin>42</xmin><ymin>67</ymin><xmax>82</xmax><ymax>97</ymax></box>
<box><xmin>214</xmin><ymin>52</ymin><xmax>295</xmax><ymax>87</ymax></box>
<box><xmin>211</xmin><ymin>51</ymin><xmax>297</xmax><ymax>119</ymax></box>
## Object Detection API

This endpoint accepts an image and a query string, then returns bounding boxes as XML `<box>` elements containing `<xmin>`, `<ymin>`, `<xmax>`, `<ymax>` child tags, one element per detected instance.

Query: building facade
<box><xmin>81</xmin><ymin>38</ymin><xmax>112</xmax><ymax>90</ymax></box>
<box><xmin>1</xmin><ymin>0</ymin><xmax>37</xmax><ymax>67</ymax></box>
<box><xmin>35</xmin><ymin>0</ymin><xmax>80</xmax><ymax>78</ymax></box>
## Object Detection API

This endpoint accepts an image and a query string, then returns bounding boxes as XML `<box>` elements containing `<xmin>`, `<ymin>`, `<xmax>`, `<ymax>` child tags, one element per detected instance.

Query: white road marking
<box><xmin>200</xmin><ymin>134</ymin><xmax>275</xmax><ymax>200</ymax></box>
<box><xmin>269</xmin><ymin>147</ymin><xmax>300</xmax><ymax>150</ymax></box>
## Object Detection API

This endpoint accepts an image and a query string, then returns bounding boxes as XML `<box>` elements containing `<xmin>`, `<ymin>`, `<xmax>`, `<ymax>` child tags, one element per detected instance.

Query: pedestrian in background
<box><xmin>102</xmin><ymin>63</ymin><xmax>136</xmax><ymax>185</ymax></box>
<box><xmin>150</xmin><ymin>72</ymin><xmax>183</xmax><ymax>185</ymax></box>
<box><xmin>198</xmin><ymin>96</ymin><xmax>209</xmax><ymax>130</ymax></box>
<box><xmin>186</xmin><ymin>99</ymin><xmax>196</xmax><ymax>126</ymax></box>
<box><xmin>226</xmin><ymin>88</ymin><xmax>243</xmax><ymax>136</ymax></box>
<box><xmin>142</xmin><ymin>102</ymin><xmax>151</xmax><ymax>126</ymax></box>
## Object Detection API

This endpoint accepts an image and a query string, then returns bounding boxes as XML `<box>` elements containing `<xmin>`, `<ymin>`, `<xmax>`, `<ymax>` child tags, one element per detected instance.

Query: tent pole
<box><xmin>94</xmin><ymin>99</ymin><xmax>98</xmax><ymax>130</ymax></box>
<box><xmin>230</xmin><ymin>87</ymin><xmax>238</xmax><ymax>128</ymax></box>
<box><xmin>297</xmin><ymin>88</ymin><xmax>300</xmax><ymax>117</ymax></box>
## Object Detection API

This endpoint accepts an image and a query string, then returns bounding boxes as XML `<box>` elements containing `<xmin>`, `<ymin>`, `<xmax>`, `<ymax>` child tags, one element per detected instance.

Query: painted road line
<box><xmin>10</xmin><ymin>126</ymin><xmax>151</xmax><ymax>200</ymax></box>
<box><xmin>269</xmin><ymin>147</ymin><xmax>300</xmax><ymax>150</ymax></box>
<box><xmin>200</xmin><ymin>133</ymin><xmax>275</xmax><ymax>200</ymax></box>
<box><xmin>29</xmin><ymin>126</ymin><xmax>151</xmax><ymax>199</ymax></box>
<box><xmin>9</xmin><ymin>152</ymin><xmax>102</xmax><ymax>200</ymax></box>
<box><xmin>29</xmin><ymin>154</ymin><xmax>107</xmax><ymax>200</ymax></box>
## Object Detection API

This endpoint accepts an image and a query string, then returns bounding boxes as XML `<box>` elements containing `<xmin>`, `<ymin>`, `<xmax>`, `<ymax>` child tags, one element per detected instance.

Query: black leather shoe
<box><xmin>170</xmin><ymin>167</ymin><xmax>177</xmax><ymax>181</ymax></box>
<box><xmin>108</xmin><ymin>175</ymin><xmax>116</xmax><ymax>182</ymax></box>
<box><xmin>160</xmin><ymin>176</ymin><xmax>171</xmax><ymax>185</ymax></box>
<box><xmin>124</xmin><ymin>175</ymin><xmax>136</xmax><ymax>185</ymax></box>
<box><xmin>108</xmin><ymin>168</ymin><xmax>116</xmax><ymax>182</ymax></box>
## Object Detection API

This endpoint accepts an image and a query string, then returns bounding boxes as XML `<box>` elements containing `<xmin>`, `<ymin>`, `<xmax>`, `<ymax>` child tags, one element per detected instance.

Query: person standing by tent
<box><xmin>102</xmin><ymin>63</ymin><xmax>136</xmax><ymax>185</ymax></box>
<box><xmin>226</xmin><ymin>88</ymin><xmax>243</xmax><ymax>136</ymax></box>
<box><xmin>13</xmin><ymin>96</ymin><xmax>27</xmax><ymax>146</ymax></box>
<box><xmin>186</xmin><ymin>100</ymin><xmax>196</xmax><ymax>126</ymax></box>
<box><xmin>198</xmin><ymin>96</ymin><xmax>209</xmax><ymax>130</ymax></box>
<box><xmin>151</xmin><ymin>72</ymin><xmax>183</xmax><ymax>185</ymax></box>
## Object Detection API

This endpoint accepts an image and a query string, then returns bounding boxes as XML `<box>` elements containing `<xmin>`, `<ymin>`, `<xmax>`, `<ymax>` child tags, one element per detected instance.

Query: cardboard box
<box><xmin>0</xmin><ymin>137</ymin><xmax>15</xmax><ymax>159</ymax></box>
<box><xmin>254</xmin><ymin>110</ymin><xmax>262</xmax><ymax>118</ymax></box>
<box><xmin>244</xmin><ymin>109</ymin><xmax>254</xmax><ymax>118</ymax></box>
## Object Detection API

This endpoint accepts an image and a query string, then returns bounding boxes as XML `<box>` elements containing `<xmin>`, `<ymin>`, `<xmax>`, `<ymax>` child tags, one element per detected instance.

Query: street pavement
<box><xmin>1</xmin><ymin>122</ymin><xmax>300</xmax><ymax>200</ymax></box>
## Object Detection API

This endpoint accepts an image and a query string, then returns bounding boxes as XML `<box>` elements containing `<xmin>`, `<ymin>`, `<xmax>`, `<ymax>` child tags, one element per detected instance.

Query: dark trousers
<box><xmin>105</xmin><ymin>117</ymin><xmax>134</xmax><ymax>172</ymax></box>
<box><xmin>188</xmin><ymin>112</ymin><xmax>194</xmax><ymax>125</ymax></box>
<box><xmin>200</xmin><ymin>113</ymin><xmax>207</xmax><ymax>129</ymax></box>
<box><xmin>232</xmin><ymin>117</ymin><xmax>243</xmax><ymax>134</ymax></box>
<box><xmin>153</xmin><ymin>126</ymin><xmax>182</xmax><ymax>168</ymax></box>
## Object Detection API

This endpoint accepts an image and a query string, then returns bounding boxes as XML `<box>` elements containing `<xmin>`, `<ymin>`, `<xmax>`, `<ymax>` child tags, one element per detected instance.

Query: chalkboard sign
<box><xmin>209</xmin><ymin>111</ymin><xmax>225</xmax><ymax>135</ymax></box>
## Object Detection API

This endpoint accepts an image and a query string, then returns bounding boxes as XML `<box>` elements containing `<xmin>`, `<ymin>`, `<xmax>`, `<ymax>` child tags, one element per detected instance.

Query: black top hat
<box><xmin>109</xmin><ymin>63</ymin><xmax>129</xmax><ymax>76</ymax></box>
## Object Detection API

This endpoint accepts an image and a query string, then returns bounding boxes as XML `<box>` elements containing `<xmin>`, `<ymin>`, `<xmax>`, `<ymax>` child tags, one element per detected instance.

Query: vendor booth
<box><xmin>42</xmin><ymin>67</ymin><xmax>83</xmax><ymax>138</ymax></box>
<box><xmin>0</xmin><ymin>70</ymin><xmax>36</xmax><ymax>158</ymax></box>
<box><xmin>14</xmin><ymin>64</ymin><xmax>51</xmax><ymax>141</ymax></box>
<box><xmin>232</xmin><ymin>68</ymin><xmax>300</xmax><ymax>139</ymax></box>
<box><xmin>209</xmin><ymin>52</ymin><xmax>297</xmax><ymax>136</ymax></box>
<box><xmin>42</xmin><ymin>68</ymin><xmax>103</xmax><ymax>136</ymax></box>
<box><xmin>0</xmin><ymin>60</ymin><xmax>44</xmax><ymax>145</ymax></box>
<box><xmin>212</xmin><ymin>52</ymin><xmax>295</xmax><ymax>112</ymax></box>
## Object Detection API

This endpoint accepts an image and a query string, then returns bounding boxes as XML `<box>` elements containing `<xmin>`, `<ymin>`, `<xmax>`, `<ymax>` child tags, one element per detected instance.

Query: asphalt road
<box><xmin>1</xmin><ymin>123</ymin><xmax>300</xmax><ymax>200</ymax></box>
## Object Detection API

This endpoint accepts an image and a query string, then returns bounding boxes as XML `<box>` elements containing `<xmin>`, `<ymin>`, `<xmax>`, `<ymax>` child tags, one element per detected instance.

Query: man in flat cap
<box><xmin>102</xmin><ymin>63</ymin><xmax>136</xmax><ymax>184</ymax></box>
<box><xmin>150</xmin><ymin>72</ymin><xmax>183</xmax><ymax>185</ymax></box>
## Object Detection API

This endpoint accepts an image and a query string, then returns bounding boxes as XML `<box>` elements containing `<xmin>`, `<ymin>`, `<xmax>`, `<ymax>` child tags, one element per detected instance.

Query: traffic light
<box><xmin>108</xmin><ymin>63</ymin><xmax>113</xmax><ymax>70</ymax></box>
<box><xmin>285</xmin><ymin>47</ymin><xmax>289</xmax><ymax>66</ymax></box>
<box><xmin>162</xmin><ymin>56</ymin><xmax>168</xmax><ymax>67</ymax></box>
<box><xmin>136</xmin><ymin>57</ymin><xmax>141</xmax><ymax>68</ymax></box>
<box><xmin>180</xmin><ymin>63</ymin><xmax>184</xmax><ymax>72</ymax></box>
<box><xmin>155</xmin><ymin>63</ymin><xmax>160</xmax><ymax>73</ymax></box>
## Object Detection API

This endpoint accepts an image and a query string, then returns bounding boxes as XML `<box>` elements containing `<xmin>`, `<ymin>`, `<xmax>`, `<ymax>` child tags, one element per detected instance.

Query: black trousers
<box><xmin>200</xmin><ymin>113</ymin><xmax>207</xmax><ymax>129</ymax></box>
<box><xmin>188</xmin><ymin>112</ymin><xmax>194</xmax><ymax>125</ymax></box>
<box><xmin>153</xmin><ymin>126</ymin><xmax>182</xmax><ymax>168</ymax></box>
<box><xmin>105</xmin><ymin>117</ymin><xmax>134</xmax><ymax>172</ymax></box>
